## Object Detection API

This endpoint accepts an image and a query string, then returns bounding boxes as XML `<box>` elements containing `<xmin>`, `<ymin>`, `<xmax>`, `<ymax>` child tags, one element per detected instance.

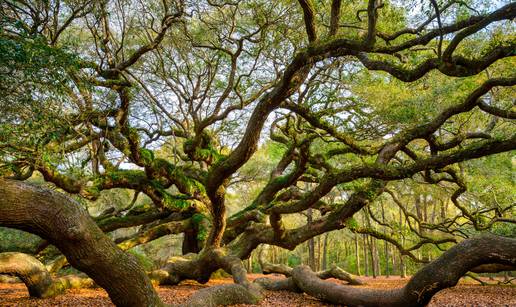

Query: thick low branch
<box><xmin>117</xmin><ymin>220</ymin><xmax>191</xmax><ymax>251</ymax></box>
<box><xmin>0</xmin><ymin>252</ymin><xmax>57</xmax><ymax>298</ymax></box>
<box><xmin>179</xmin><ymin>284</ymin><xmax>261</xmax><ymax>306</ymax></box>
<box><xmin>289</xmin><ymin>235</ymin><xmax>516</xmax><ymax>307</ymax></box>
<box><xmin>0</xmin><ymin>252</ymin><xmax>94</xmax><ymax>298</ymax></box>
<box><xmin>260</xmin><ymin>257</ymin><xmax>364</xmax><ymax>285</ymax></box>
<box><xmin>470</xmin><ymin>264</ymin><xmax>516</xmax><ymax>273</ymax></box>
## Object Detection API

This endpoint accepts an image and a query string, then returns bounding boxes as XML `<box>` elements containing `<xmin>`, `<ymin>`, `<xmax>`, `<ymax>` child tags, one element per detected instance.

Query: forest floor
<box><xmin>0</xmin><ymin>275</ymin><xmax>515</xmax><ymax>306</ymax></box>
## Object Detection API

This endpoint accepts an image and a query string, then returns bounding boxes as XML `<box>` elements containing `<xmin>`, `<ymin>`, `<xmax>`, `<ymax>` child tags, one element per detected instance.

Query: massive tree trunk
<box><xmin>0</xmin><ymin>179</ymin><xmax>163</xmax><ymax>307</ymax></box>
<box><xmin>287</xmin><ymin>235</ymin><xmax>516</xmax><ymax>307</ymax></box>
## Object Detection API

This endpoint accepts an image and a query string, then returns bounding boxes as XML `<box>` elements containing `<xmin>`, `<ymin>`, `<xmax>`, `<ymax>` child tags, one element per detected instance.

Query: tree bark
<box><xmin>0</xmin><ymin>179</ymin><xmax>163</xmax><ymax>307</ymax></box>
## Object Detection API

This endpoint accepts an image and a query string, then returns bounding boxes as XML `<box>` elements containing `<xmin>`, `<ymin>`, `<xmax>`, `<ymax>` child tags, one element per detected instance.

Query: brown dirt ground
<box><xmin>0</xmin><ymin>275</ymin><xmax>515</xmax><ymax>306</ymax></box>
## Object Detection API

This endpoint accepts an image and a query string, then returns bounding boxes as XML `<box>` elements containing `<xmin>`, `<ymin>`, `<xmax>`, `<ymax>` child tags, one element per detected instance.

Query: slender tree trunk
<box><xmin>384</xmin><ymin>240</ymin><xmax>390</xmax><ymax>277</ymax></box>
<box><xmin>381</xmin><ymin>203</ymin><xmax>389</xmax><ymax>277</ymax></box>
<box><xmin>430</xmin><ymin>199</ymin><xmax>437</xmax><ymax>224</ymax></box>
<box><xmin>391</xmin><ymin>245</ymin><xmax>397</xmax><ymax>277</ymax></box>
<box><xmin>307</xmin><ymin>208</ymin><xmax>316</xmax><ymax>271</ymax></box>
<box><xmin>363</xmin><ymin>235</ymin><xmax>369</xmax><ymax>276</ymax></box>
<box><xmin>440</xmin><ymin>199</ymin><xmax>446</xmax><ymax>221</ymax></box>
<box><xmin>355</xmin><ymin>234</ymin><xmax>361</xmax><ymax>276</ymax></box>
<box><xmin>400</xmin><ymin>236</ymin><xmax>407</xmax><ymax>278</ymax></box>
<box><xmin>322</xmin><ymin>233</ymin><xmax>329</xmax><ymax>270</ymax></box>
<box><xmin>375</xmin><ymin>238</ymin><xmax>381</xmax><ymax>277</ymax></box>
<box><xmin>182</xmin><ymin>228</ymin><xmax>200</xmax><ymax>254</ymax></box>
<box><xmin>368</xmin><ymin>236</ymin><xmax>377</xmax><ymax>278</ymax></box>
<box><xmin>317</xmin><ymin>235</ymin><xmax>321</xmax><ymax>271</ymax></box>
<box><xmin>399</xmin><ymin>203</ymin><xmax>407</xmax><ymax>278</ymax></box>
<box><xmin>423</xmin><ymin>194</ymin><xmax>428</xmax><ymax>223</ymax></box>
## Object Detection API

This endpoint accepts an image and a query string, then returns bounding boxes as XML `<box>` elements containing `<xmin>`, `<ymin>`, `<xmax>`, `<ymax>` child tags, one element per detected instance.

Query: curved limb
<box><xmin>259</xmin><ymin>250</ymin><xmax>364</xmax><ymax>285</ymax></box>
<box><xmin>0</xmin><ymin>252</ymin><xmax>94</xmax><ymax>298</ymax></box>
<box><xmin>0</xmin><ymin>179</ymin><xmax>163</xmax><ymax>307</ymax></box>
<box><xmin>289</xmin><ymin>235</ymin><xmax>516</xmax><ymax>307</ymax></box>
<box><xmin>0</xmin><ymin>252</ymin><xmax>57</xmax><ymax>298</ymax></box>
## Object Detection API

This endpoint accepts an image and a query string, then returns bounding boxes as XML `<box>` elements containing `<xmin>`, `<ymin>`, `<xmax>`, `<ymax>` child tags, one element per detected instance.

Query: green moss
<box><xmin>210</xmin><ymin>269</ymin><xmax>231</xmax><ymax>279</ymax></box>
<box><xmin>197</xmin><ymin>227</ymin><xmax>208</xmax><ymax>242</ymax></box>
<box><xmin>190</xmin><ymin>213</ymin><xmax>210</xmax><ymax>242</ymax></box>
<box><xmin>128</xmin><ymin>248</ymin><xmax>155</xmax><ymax>271</ymax></box>
<box><xmin>127</xmin><ymin>127</ymin><xmax>139</xmax><ymax>140</ymax></box>
<box><xmin>166</xmin><ymin>198</ymin><xmax>190</xmax><ymax>210</ymax></box>
<box><xmin>191</xmin><ymin>213</ymin><xmax>207</xmax><ymax>225</ymax></box>
<box><xmin>140</xmin><ymin>148</ymin><xmax>155</xmax><ymax>164</ymax></box>
<box><xmin>272</xmin><ymin>175</ymin><xmax>290</xmax><ymax>186</ymax></box>
<box><xmin>104</xmin><ymin>169</ymin><xmax>145</xmax><ymax>183</ymax></box>
<box><xmin>345</xmin><ymin>217</ymin><xmax>359</xmax><ymax>230</ymax></box>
